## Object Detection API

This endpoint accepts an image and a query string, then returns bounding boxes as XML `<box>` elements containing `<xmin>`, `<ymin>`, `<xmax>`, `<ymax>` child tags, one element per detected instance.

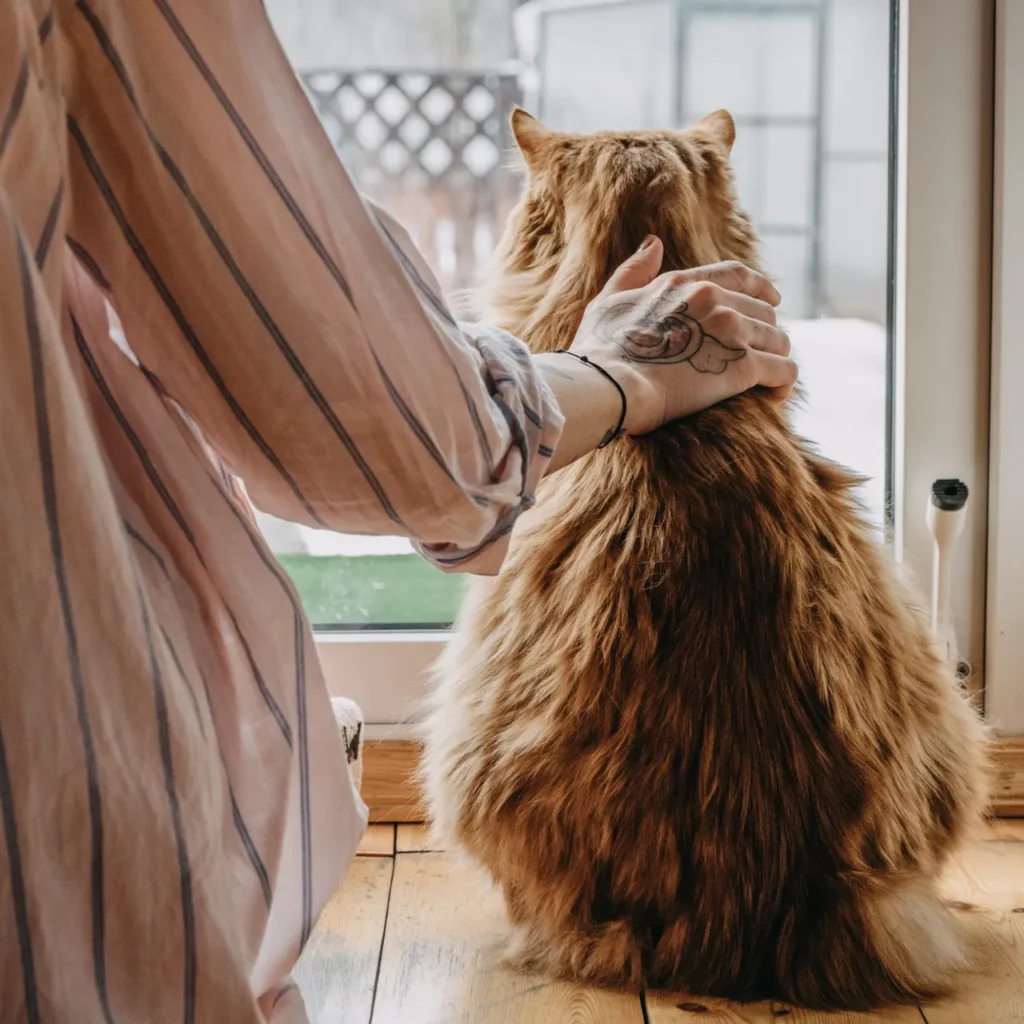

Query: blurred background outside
<box><xmin>259</xmin><ymin>0</ymin><xmax>894</xmax><ymax>627</ymax></box>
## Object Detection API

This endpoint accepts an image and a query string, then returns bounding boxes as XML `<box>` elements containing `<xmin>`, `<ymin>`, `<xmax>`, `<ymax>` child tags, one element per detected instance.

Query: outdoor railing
<box><xmin>301</xmin><ymin>67</ymin><xmax>525</xmax><ymax>298</ymax></box>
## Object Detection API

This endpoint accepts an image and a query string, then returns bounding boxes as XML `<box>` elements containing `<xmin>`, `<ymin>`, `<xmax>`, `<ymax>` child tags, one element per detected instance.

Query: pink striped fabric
<box><xmin>0</xmin><ymin>0</ymin><xmax>562</xmax><ymax>1020</ymax></box>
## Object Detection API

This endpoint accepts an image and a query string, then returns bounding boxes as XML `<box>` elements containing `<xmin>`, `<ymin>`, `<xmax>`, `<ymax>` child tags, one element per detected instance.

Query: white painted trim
<box><xmin>985</xmin><ymin>0</ymin><xmax>1024</xmax><ymax>734</ymax></box>
<box><xmin>892</xmin><ymin>0</ymin><xmax>993</xmax><ymax>692</ymax></box>
<box><xmin>316</xmin><ymin>632</ymin><xmax>446</xmax><ymax>726</ymax></box>
<box><xmin>363</xmin><ymin>723</ymin><xmax>422</xmax><ymax>742</ymax></box>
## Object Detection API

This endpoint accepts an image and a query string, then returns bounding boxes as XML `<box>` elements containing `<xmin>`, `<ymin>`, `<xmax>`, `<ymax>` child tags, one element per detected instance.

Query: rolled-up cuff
<box><xmin>416</xmin><ymin>323</ymin><xmax>563</xmax><ymax>574</ymax></box>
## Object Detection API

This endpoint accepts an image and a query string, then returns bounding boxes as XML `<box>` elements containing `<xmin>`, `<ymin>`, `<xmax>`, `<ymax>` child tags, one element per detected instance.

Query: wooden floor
<box><xmin>295</xmin><ymin>821</ymin><xmax>1024</xmax><ymax>1024</ymax></box>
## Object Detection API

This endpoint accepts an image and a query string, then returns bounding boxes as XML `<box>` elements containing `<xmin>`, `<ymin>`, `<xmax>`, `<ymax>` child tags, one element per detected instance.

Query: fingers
<box><xmin>746</xmin><ymin>350</ymin><xmax>799</xmax><ymax>401</ymax></box>
<box><xmin>654</xmin><ymin>276</ymin><xmax>778</xmax><ymax>330</ymax></box>
<box><xmin>670</xmin><ymin>261</ymin><xmax>782</xmax><ymax>307</ymax></box>
<box><xmin>602</xmin><ymin>235</ymin><xmax>665</xmax><ymax>295</ymax></box>
<box><xmin>653</xmin><ymin>278</ymin><xmax>790</xmax><ymax>356</ymax></box>
<box><xmin>713</xmin><ymin>288</ymin><xmax>777</xmax><ymax>327</ymax></box>
<box><xmin>712</xmin><ymin>308</ymin><xmax>790</xmax><ymax>357</ymax></box>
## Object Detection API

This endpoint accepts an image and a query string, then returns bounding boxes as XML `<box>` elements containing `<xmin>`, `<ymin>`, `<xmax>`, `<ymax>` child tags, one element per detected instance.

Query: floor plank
<box><xmin>645</xmin><ymin>995</ymin><xmax>783</xmax><ymax>1021</ymax></box>
<box><xmin>358</xmin><ymin>823</ymin><xmax>396</xmax><ymax>857</ymax></box>
<box><xmin>920</xmin><ymin>841</ymin><xmax>1024</xmax><ymax>1023</ymax></box>
<box><xmin>375</xmin><ymin>829</ymin><xmax>1023</xmax><ymax>1022</ymax></box>
<box><xmin>363</xmin><ymin>740</ymin><xmax>426</xmax><ymax>822</ymax></box>
<box><xmin>396</xmin><ymin>824</ymin><xmax>441</xmax><ymax>853</ymax></box>
<box><xmin>984</xmin><ymin>818</ymin><xmax>1024</xmax><ymax>842</ymax></box>
<box><xmin>294</xmin><ymin>856</ymin><xmax>393</xmax><ymax>1024</ymax></box>
<box><xmin>371</xmin><ymin>851</ymin><xmax>645</xmax><ymax>1024</ymax></box>
<box><xmin>396</xmin><ymin>819</ymin><xmax>1024</xmax><ymax>850</ymax></box>
<box><xmin>645</xmin><ymin>993</ymin><xmax>922</xmax><ymax>1022</ymax></box>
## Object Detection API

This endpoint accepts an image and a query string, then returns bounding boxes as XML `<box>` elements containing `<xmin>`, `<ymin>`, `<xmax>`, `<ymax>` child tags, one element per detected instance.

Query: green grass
<box><xmin>278</xmin><ymin>554</ymin><xmax>466</xmax><ymax>627</ymax></box>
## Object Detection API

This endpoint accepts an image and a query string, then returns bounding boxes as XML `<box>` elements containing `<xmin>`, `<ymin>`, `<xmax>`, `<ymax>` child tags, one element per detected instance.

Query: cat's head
<box><xmin>482</xmin><ymin>109</ymin><xmax>761</xmax><ymax>354</ymax></box>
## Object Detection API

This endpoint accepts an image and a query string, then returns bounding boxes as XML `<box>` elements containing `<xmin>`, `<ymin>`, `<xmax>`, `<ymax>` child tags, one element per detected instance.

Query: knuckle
<box><xmin>705</xmin><ymin>305</ymin><xmax>740</xmax><ymax>334</ymax></box>
<box><xmin>689</xmin><ymin>280</ymin><xmax>719</xmax><ymax>306</ymax></box>
<box><xmin>729</xmin><ymin>261</ymin><xmax>755</xmax><ymax>289</ymax></box>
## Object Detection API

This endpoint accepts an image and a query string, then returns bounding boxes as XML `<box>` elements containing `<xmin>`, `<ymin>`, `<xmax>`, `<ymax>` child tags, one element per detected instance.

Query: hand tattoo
<box><xmin>594</xmin><ymin>292</ymin><xmax>746</xmax><ymax>374</ymax></box>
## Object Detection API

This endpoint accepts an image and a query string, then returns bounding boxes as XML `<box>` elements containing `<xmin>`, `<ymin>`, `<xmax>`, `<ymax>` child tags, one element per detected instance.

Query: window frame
<box><xmin>984</xmin><ymin>0</ymin><xmax>1024</xmax><ymax>734</ymax></box>
<box><xmin>315</xmin><ymin>0</ymin><xmax>1002</xmax><ymax>731</ymax></box>
<box><xmin>317</xmin><ymin>630</ymin><xmax>447</xmax><ymax>732</ymax></box>
<box><xmin>891</xmin><ymin>0</ymin><xmax>994</xmax><ymax>703</ymax></box>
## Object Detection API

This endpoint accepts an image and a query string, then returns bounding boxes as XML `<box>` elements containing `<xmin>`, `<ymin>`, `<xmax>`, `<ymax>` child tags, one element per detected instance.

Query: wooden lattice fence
<box><xmin>301</xmin><ymin>68</ymin><xmax>525</xmax><ymax>297</ymax></box>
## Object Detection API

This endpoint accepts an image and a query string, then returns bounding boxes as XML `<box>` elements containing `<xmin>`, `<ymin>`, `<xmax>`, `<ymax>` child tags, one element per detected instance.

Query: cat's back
<box><xmin>423</xmin><ymin>378</ymin><xmax>987</xmax><ymax>1006</ymax></box>
<box><xmin>428</xmin><ymin>392</ymin><xmax>977</xmax><ymax>841</ymax></box>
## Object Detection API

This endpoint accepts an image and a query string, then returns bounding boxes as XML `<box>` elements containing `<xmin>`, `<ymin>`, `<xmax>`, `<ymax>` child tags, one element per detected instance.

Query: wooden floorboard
<box><xmin>644</xmin><ymin>997</ymin><xmax>922</xmax><ymax>1022</ymax></box>
<box><xmin>358</xmin><ymin>824</ymin><xmax>397</xmax><ymax>857</ymax></box>
<box><xmin>370</xmin><ymin>851</ymin><xmax>645</xmax><ymax>1023</ymax></box>
<box><xmin>984</xmin><ymin>817</ymin><xmax>1024</xmax><ymax>842</ymax></box>
<box><xmin>295</xmin><ymin>827</ymin><xmax>1024</xmax><ymax>1023</ymax></box>
<box><xmin>396</xmin><ymin>823</ymin><xmax>441</xmax><ymax>853</ymax></box>
<box><xmin>362</xmin><ymin>740</ymin><xmax>426</xmax><ymax>822</ymax></box>
<box><xmin>919</xmin><ymin>840</ymin><xmax>1024</xmax><ymax>1023</ymax></box>
<box><xmin>359</xmin><ymin>739</ymin><xmax>1024</xmax><ymax>823</ymax></box>
<box><xmin>294</xmin><ymin>856</ymin><xmax>394</xmax><ymax>1024</ymax></box>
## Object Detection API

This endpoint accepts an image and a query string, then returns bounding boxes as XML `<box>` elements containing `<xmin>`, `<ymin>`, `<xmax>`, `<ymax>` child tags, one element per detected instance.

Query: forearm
<box><xmin>535</xmin><ymin>352</ymin><xmax>626</xmax><ymax>473</ymax></box>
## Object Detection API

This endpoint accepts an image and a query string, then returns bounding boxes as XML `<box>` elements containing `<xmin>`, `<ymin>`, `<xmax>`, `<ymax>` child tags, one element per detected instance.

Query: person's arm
<box><xmin>61</xmin><ymin>0</ymin><xmax>793</xmax><ymax>576</ymax></box>
<box><xmin>362</xmin><ymin>207</ymin><xmax>795</xmax><ymax>481</ymax></box>
<box><xmin>63</xmin><ymin>0</ymin><xmax>565</xmax><ymax>576</ymax></box>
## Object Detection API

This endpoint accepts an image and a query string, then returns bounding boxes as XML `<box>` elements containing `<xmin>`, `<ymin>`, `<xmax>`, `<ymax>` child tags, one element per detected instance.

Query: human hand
<box><xmin>569</xmin><ymin>236</ymin><xmax>797</xmax><ymax>437</ymax></box>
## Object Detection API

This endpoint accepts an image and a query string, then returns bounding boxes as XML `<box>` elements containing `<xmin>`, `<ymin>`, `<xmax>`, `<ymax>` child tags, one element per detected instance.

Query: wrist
<box><xmin>592</xmin><ymin>356</ymin><xmax>657</xmax><ymax>436</ymax></box>
<box><xmin>535</xmin><ymin>352</ymin><xmax>621</xmax><ymax>470</ymax></box>
<box><xmin>552</xmin><ymin>349</ymin><xmax>630</xmax><ymax>446</ymax></box>
<box><xmin>565</xmin><ymin>345</ymin><xmax>658</xmax><ymax>437</ymax></box>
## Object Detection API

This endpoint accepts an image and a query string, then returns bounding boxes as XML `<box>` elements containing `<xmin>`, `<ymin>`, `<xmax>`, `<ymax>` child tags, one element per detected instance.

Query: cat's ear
<box><xmin>511</xmin><ymin>107</ymin><xmax>556</xmax><ymax>171</ymax></box>
<box><xmin>696</xmin><ymin>109</ymin><xmax>736</xmax><ymax>152</ymax></box>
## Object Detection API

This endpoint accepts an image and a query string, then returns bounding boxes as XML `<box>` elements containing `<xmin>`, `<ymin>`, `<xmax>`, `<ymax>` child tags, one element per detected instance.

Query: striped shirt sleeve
<box><xmin>61</xmin><ymin>0</ymin><xmax>563</xmax><ymax>575</ymax></box>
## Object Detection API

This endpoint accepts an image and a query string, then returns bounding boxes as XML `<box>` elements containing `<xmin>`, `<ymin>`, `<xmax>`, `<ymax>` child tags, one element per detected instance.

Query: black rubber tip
<box><xmin>931</xmin><ymin>479</ymin><xmax>969</xmax><ymax>512</ymax></box>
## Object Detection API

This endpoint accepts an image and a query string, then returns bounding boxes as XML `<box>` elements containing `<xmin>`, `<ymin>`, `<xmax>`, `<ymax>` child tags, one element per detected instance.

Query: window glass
<box><xmin>263</xmin><ymin>0</ymin><xmax>894</xmax><ymax>627</ymax></box>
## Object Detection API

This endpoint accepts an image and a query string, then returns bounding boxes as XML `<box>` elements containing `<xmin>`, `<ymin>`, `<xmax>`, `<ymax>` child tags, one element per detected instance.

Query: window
<box><xmin>261</xmin><ymin>0</ymin><xmax>997</xmax><ymax>730</ymax></box>
<box><xmin>524</xmin><ymin>0</ymin><xmax>893</xmax><ymax>528</ymax></box>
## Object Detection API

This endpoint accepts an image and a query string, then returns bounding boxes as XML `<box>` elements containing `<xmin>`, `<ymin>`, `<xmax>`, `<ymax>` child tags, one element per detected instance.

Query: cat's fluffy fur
<box><xmin>422</xmin><ymin>109</ymin><xmax>990</xmax><ymax>1010</ymax></box>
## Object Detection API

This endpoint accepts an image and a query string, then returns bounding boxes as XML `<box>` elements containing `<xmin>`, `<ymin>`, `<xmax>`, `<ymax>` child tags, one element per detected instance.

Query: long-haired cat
<box><xmin>421</xmin><ymin>108</ymin><xmax>989</xmax><ymax>1010</ymax></box>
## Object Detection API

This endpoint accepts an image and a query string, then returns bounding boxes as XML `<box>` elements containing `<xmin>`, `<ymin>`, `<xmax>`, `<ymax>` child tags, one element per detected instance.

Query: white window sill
<box><xmin>316</xmin><ymin>630</ymin><xmax>448</xmax><ymax>726</ymax></box>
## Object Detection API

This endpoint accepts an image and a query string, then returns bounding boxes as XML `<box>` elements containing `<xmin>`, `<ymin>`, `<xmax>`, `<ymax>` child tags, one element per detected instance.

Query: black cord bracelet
<box><xmin>552</xmin><ymin>349</ymin><xmax>628</xmax><ymax>448</ymax></box>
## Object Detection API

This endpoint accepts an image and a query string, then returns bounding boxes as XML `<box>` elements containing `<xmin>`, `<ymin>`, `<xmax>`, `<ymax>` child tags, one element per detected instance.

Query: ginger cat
<box><xmin>422</xmin><ymin>108</ymin><xmax>989</xmax><ymax>1010</ymax></box>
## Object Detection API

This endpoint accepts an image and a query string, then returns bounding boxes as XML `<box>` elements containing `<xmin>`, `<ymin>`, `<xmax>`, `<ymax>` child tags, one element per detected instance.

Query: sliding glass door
<box><xmin>262</xmin><ymin>0</ymin><xmax>1002</xmax><ymax>733</ymax></box>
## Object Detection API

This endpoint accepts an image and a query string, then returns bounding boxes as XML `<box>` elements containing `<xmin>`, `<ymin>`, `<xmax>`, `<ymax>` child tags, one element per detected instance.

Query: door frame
<box><xmin>984</xmin><ymin>0</ymin><xmax>1024</xmax><ymax>736</ymax></box>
